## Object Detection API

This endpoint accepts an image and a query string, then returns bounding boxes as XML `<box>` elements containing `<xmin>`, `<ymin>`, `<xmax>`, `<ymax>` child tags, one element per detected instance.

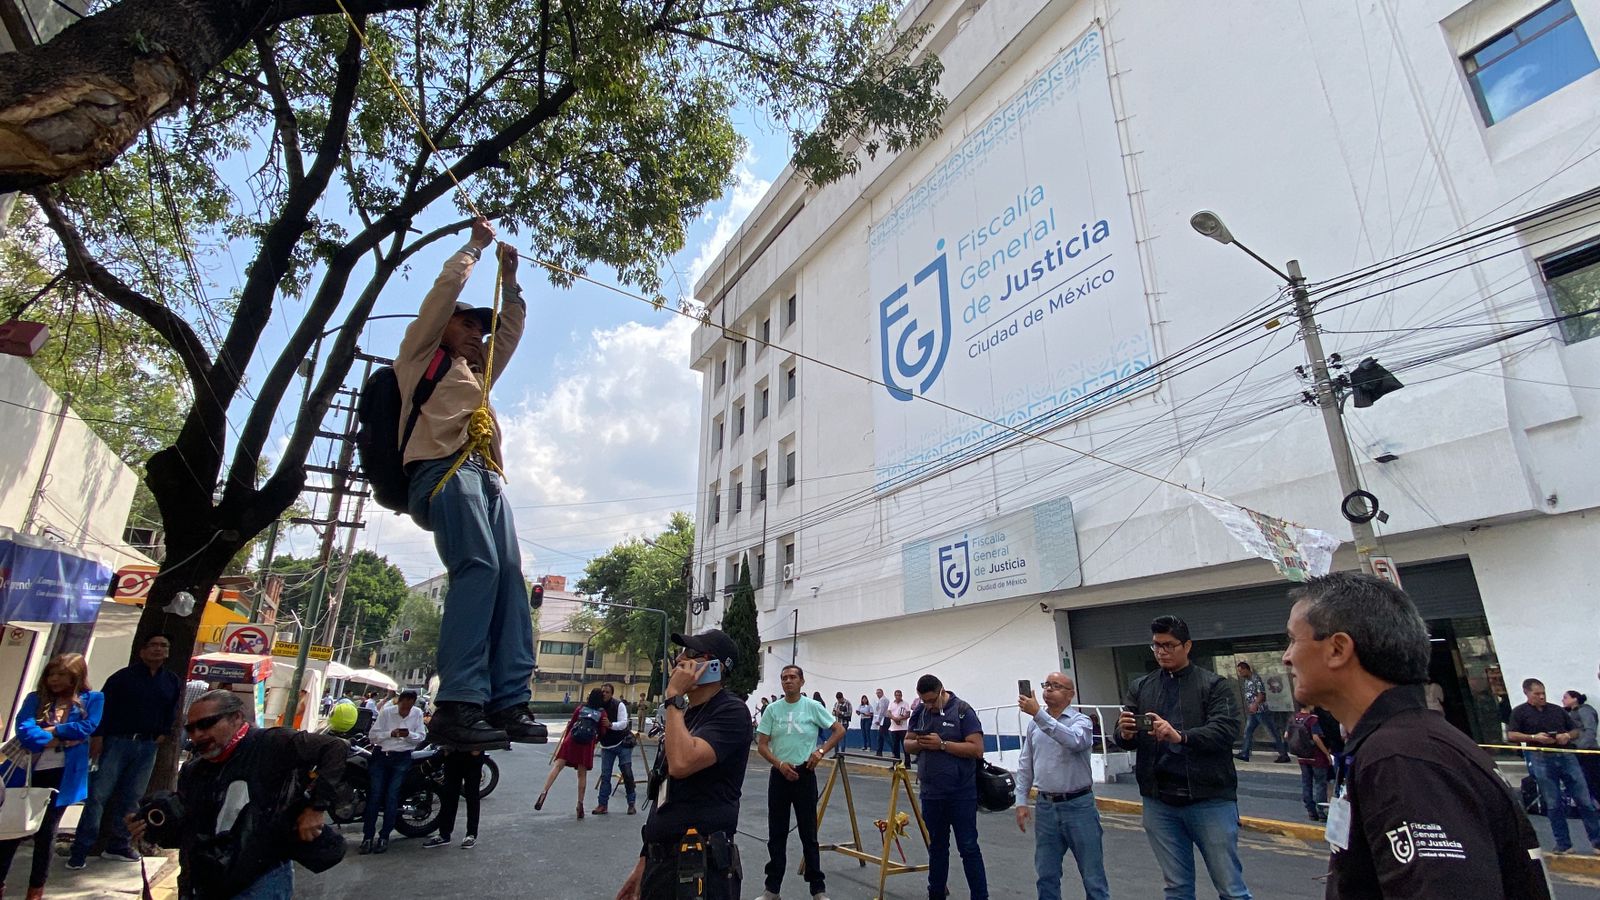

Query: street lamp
<box><xmin>1189</xmin><ymin>210</ymin><xmax>1379</xmax><ymax>575</ymax></box>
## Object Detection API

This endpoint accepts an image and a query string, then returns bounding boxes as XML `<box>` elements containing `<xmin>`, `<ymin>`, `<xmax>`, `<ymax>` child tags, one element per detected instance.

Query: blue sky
<box><xmin>262</xmin><ymin>113</ymin><xmax>791</xmax><ymax>586</ymax></box>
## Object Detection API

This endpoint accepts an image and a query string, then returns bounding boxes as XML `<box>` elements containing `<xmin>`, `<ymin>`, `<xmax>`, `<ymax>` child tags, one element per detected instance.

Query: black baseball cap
<box><xmin>672</xmin><ymin>629</ymin><xmax>739</xmax><ymax>667</ymax></box>
<box><xmin>451</xmin><ymin>302</ymin><xmax>496</xmax><ymax>334</ymax></box>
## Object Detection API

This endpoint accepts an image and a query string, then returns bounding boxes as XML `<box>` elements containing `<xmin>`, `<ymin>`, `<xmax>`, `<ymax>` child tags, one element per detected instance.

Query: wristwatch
<box><xmin>462</xmin><ymin>244</ymin><xmax>483</xmax><ymax>260</ymax></box>
<box><xmin>938</xmin><ymin>738</ymin><xmax>947</xmax><ymax>751</ymax></box>
<box><xmin>666</xmin><ymin>694</ymin><xmax>689</xmax><ymax>711</ymax></box>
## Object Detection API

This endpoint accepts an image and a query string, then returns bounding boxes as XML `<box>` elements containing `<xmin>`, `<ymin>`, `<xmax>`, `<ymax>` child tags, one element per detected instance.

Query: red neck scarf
<box><xmin>211</xmin><ymin>723</ymin><xmax>252</xmax><ymax>764</ymax></box>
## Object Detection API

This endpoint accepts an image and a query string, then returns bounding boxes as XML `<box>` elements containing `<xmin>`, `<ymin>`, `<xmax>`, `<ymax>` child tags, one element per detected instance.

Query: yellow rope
<box><xmin>1479</xmin><ymin>743</ymin><xmax>1600</xmax><ymax>754</ymax></box>
<box><xmin>326</xmin><ymin>0</ymin><xmax>505</xmax><ymax>498</ymax></box>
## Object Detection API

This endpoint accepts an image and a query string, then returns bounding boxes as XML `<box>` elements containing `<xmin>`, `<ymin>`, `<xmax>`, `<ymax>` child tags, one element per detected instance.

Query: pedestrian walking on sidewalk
<box><xmin>536</xmin><ymin>688</ymin><xmax>610</xmax><ymax>819</ymax></box>
<box><xmin>909</xmin><ymin>673</ymin><xmax>989</xmax><ymax>900</ymax></box>
<box><xmin>1234</xmin><ymin>661</ymin><xmax>1289</xmax><ymax>763</ymax></box>
<box><xmin>1284</xmin><ymin>702</ymin><xmax>1331</xmax><ymax>821</ymax></box>
<box><xmin>1284</xmin><ymin>573</ymin><xmax>1552</xmax><ymax>898</ymax></box>
<box><xmin>1116</xmin><ymin>616</ymin><xmax>1250</xmax><ymax>900</ymax></box>
<box><xmin>756</xmin><ymin>666</ymin><xmax>844</xmax><ymax>900</ymax></box>
<box><xmin>1015</xmin><ymin>673</ymin><xmax>1109</xmax><ymax>900</ymax></box>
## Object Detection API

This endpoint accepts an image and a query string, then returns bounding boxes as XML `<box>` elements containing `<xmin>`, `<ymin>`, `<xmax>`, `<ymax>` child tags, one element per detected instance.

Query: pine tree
<box><xmin>721</xmin><ymin>555</ymin><xmax>761</xmax><ymax>698</ymax></box>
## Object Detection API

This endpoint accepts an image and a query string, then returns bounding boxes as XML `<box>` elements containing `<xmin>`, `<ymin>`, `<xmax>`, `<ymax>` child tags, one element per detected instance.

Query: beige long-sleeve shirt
<box><xmin>393</xmin><ymin>248</ymin><xmax>526</xmax><ymax>469</ymax></box>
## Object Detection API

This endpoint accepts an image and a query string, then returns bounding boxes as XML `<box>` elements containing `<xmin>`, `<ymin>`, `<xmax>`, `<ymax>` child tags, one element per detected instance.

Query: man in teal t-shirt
<box><xmin>756</xmin><ymin>665</ymin><xmax>845</xmax><ymax>900</ymax></box>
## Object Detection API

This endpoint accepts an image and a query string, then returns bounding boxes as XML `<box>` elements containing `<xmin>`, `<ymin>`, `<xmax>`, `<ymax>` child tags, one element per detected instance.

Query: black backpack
<box><xmin>1285</xmin><ymin>716</ymin><xmax>1317</xmax><ymax>758</ymax></box>
<box><xmin>356</xmin><ymin>349</ymin><xmax>451</xmax><ymax>515</ymax></box>
<box><xmin>568</xmin><ymin>707</ymin><xmax>602</xmax><ymax>745</ymax></box>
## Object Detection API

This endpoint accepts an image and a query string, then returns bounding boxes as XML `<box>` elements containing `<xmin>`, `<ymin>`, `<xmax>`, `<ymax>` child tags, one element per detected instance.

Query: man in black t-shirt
<box><xmin>1509</xmin><ymin>677</ymin><xmax>1600</xmax><ymax>852</ymax></box>
<box><xmin>615</xmin><ymin>630</ymin><xmax>751</xmax><ymax>900</ymax></box>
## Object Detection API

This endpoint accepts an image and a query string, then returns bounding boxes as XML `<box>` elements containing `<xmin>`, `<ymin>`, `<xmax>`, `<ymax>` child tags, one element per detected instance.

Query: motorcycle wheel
<box><xmin>393</xmin><ymin>783</ymin><xmax>445</xmax><ymax>837</ymax></box>
<box><xmin>478</xmin><ymin>756</ymin><xmax>500</xmax><ymax>798</ymax></box>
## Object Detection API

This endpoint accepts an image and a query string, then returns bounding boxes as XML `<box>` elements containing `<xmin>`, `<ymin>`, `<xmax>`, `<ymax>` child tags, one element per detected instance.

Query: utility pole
<box><xmin>1289</xmin><ymin>260</ymin><xmax>1377</xmax><ymax>575</ymax></box>
<box><xmin>248</xmin><ymin>519</ymin><xmax>279</xmax><ymax>621</ymax></box>
<box><xmin>319</xmin><ymin>490</ymin><xmax>367</xmax><ymax>646</ymax></box>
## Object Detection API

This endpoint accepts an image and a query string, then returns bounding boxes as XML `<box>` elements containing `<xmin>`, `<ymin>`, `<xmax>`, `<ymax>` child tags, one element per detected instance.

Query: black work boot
<box><xmin>486</xmin><ymin>703</ymin><xmax>549</xmax><ymax>743</ymax></box>
<box><xmin>429</xmin><ymin>701</ymin><xmax>511</xmax><ymax>750</ymax></box>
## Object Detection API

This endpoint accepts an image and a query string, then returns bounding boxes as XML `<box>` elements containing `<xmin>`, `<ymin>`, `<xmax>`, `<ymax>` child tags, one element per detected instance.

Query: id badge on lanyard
<box><xmin>1326</xmin><ymin>752</ymin><xmax>1353</xmax><ymax>851</ymax></box>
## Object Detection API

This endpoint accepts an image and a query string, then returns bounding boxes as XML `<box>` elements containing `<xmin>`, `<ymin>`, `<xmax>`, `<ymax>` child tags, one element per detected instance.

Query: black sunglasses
<box><xmin>184</xmin><ymin>712</ymin><xmax>229</xmax><ymax>733</ymax></box>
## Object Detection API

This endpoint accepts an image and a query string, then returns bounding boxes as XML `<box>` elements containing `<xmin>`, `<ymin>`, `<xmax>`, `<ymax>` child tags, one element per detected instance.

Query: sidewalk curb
<box><xmin>1093</xmin><ymin>797</ymin><xmax>1600</xmax><ymax>877</ymax></box>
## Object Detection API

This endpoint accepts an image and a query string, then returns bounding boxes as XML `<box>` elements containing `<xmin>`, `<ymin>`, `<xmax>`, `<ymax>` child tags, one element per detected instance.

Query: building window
<box><xmin>785</xmin><ymin>366</ymin><xmax>796</xmax><ymax>402</ymax></box>
<box><xmin>761</xmin><ymin>317</ymin><xmax>771</xmax><ymax>346</ymax></box>
<box><xmin>735</xmin><ymin>403</ymin><xmax>746</xmax><ymax>436</ymax></box>
<box><xmin>585</xmin><ymin>646</ymin><xmax>602</xmax><ymax>669</ymax></box>
<box><xmin>733</xmin><ymin>480</ymin><xmax>743</xmax><ymax>513</ymax></box>
<box><xmin>754</xmin><ymin>551</ymin><xmax>766</xmax><ymax>589</ymax></box>
<box><xmin>1541</xmin><ymin>240</ymin><xmax>1600</xmax><ymax>343</ymax></box>
<box><xmin>756</xmin><ymin>466</ymin><xmax>767</xmax><ymax>502</ymax></box>
<box><xmin>784</xmin><ymin>540</ymin><xmax>795</xmax><ymax>569</ymax></box>
<box><xmin>759</xmin><ymin>388</ymin><xmax>769</xmax><ymax>421</ymax></box>
<box><xmin>712</xmin><ymin>417</ymin><xmax>724</xmax><ymax>451</ymax></box>
<box><xmin>736</xmin><ymin>340</ymin><xmax>748</xmax><ymax>371</ymax></box>
<box><xmin>1463</xmin><ymin>0</ymin><xmax>1598</xmax><ymax>125</ymax></box>
<box><xmin>715</xmin><ymin>358</ymin><xmax>726</xmax><ymax>390</ymax></box>
<box><xmin>785</xmin><ymin>450</ymin><xmax>796</xmax><ymax>487</ymax></box>
<box><xmin>785</xmin><ymin>294</ymin><xmax>797</xmax><ymax>327</ymax></box>
<box><xmin>539</xmin><ymin>640</ymin><xmax>583</xmax><ymax>655</ymax></box>
<box><xmin>706</xmin><ymin>566</ymin><xmax>717</xmax><ymax>599</ymax></box>
<box><xmin>711</xmin><ymin>484</ymin><xmax>721</xmax><ymax>524</ymax></box>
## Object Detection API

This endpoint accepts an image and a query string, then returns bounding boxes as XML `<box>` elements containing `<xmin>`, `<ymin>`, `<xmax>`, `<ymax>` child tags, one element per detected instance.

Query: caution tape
<box><xmin>1478</xmin><ymin>743</ymin><xmax>1600</xmax><ymax>754</ymax></box>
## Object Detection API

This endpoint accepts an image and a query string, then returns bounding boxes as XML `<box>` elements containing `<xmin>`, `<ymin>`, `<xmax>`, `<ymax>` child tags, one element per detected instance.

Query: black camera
<box><xmin>136</xmin><ymin>791</ymin><xmax>185</xmax><ymax>842</ymax></box>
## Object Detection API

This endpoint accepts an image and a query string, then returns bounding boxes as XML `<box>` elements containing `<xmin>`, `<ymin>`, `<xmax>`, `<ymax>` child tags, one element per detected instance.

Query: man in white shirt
<box><xmin>873</xmin><ymin>688</ymin><xmax>890</xmax><ymax>757</ymax></box>
<box><xmin>361</xmin><ymin>689</ymin><xmax>426</xmax><ymax>854</ymax></box>
<box><xmin>886</xmin><ymin>689</ymin><xmax>914</xmax><ymax>765</ymax></box>
<box><xmin>593</xmin><ymin>682</ymin><xmax>638</xmax><ymax>815</ymax></box>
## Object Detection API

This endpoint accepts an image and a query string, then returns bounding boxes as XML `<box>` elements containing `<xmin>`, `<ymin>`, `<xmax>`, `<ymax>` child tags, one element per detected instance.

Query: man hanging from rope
<box><xmin>395</xmin><ymin>217</ymin><xmax>541</xmax><ymax>749</ymax></box>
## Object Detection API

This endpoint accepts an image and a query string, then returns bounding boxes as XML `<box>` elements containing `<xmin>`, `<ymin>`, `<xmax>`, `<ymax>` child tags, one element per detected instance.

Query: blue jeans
<box><xmin>859</xmin><ymin>719</ymin><xmax>873</xmax><ymax>750</ymax></box>
<box><xmin>1300</xmin><ymin>764</ymin><xmax>1328</xmax><ymax>817</ymax></box>
<box><xmin>408</xmin><ymin>458</ymin><xmax>535</xmax><ymax>711</ymax></box>
<box><xmin>235</xmin><ymin>861</ymin><xmax>293</xmax><ymax>899</ymax></box>
<box><xmin>1033</xmin><ymin>792</ymin><xmax>1110</xmax><ymax>900</ymax></box>
<box><xmin>1530</xmin><ymin>752</ymin><xmax>1600</xmax><ymax>849</ymax></box>
<box><xmin>1238</xmin><ymin>711</ymin><xmax>1285</xmax><ymax>760</ymax></box>
<box><xmin>921</xmin><ymin>796</ymin><xmax>987</xmax><ymax>900</ymax></box>
<box><xmin>597</xmin><ymin>743</ymin><xmax>636</xmax><ymax>807</ymax></box>
<box><xmin>1141</xmin><ymin>797</ymin><xmax>1251</xmax><ymax>900</ymax></box>
<box><xmin>363</xmin><ymin>751</ymin><xmax>413</xmax><ymax>841</ymax></box>
<box><xmin>70</xmin><ymin>736</ymin><xmax>158</xmax><ymax>859</ymax></box>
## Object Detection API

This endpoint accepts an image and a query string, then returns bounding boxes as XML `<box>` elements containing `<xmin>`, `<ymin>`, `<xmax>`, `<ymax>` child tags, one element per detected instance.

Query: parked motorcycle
<box><xmin>416</xmin><ymin>743</ymin><xmax>501</xmax><ymax>799</ymax></box>
<box><xmin>326</xmin><ymin>740</ymin><xmax>446</xmax><ymax>837</ymax></box>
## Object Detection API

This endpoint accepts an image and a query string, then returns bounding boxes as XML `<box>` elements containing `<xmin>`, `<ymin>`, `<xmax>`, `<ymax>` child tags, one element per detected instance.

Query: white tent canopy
<box><xmin>346</xmin><ymin>668</ymin><xmax>398</xmax><ymax>691</ymax></box>
<box><xmin>324</xmin><ymin>661</ymin><xmax>356</xmax><ymax>680</ymax></box>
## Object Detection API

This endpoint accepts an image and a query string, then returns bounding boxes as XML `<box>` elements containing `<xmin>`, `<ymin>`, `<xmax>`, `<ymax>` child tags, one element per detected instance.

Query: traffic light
<box><xmin>1350</xmin><ymin>357</ymin><xmax>1404</xmax><ymax>408</ymax></box>
<box><xmin>530</xmin><ymin>583</ymin><xmax>544</xmax><ymax>609</ymax></box>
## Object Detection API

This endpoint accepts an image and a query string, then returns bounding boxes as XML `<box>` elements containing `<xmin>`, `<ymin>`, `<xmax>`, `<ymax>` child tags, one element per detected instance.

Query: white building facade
<box><xmin>688</xmin><ymin>0</ymin><xmax>1600</xmax><ymax>742</ymax></box>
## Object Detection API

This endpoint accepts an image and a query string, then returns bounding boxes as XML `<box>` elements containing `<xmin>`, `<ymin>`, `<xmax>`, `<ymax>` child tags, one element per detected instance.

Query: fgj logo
<box><xmin>1386</xmin><ymin>824</ymin><xmax>1415</xmax><ymax>865</ymax></box>
<box><xmin>937</xmin><ymin>538</ymin><xmax>970</xmax><ymax>600</ymax></box>
<box><xmin>879</xmin><ymin>240</ymin><xmax>952</xmax><ymax>402</ymax></box>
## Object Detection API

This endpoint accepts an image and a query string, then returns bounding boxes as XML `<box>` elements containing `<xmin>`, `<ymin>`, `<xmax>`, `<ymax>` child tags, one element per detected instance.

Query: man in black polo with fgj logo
<box><xmin>1283</xmin><ymin>573</ymin><xmax>1552</xmax><ymax>898</ymax></box>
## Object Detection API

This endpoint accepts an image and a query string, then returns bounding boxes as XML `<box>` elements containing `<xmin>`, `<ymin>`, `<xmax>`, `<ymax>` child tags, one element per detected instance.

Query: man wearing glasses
<box><xmin>127</xmin><ymin>690</ymin><xmax>345</xmax><ymax>899</ymax></box>
<box><xmin>1115</xmin><ymin>616</ymin><xmax>1249</xmax><ymax>900</ymax></box>
<box><xmin>1015</xmin><ymin>673</ymin><xmax>1109</xmax><ymax>900</ymax></box>
<box><xmin>615</xmin><ymin>630</ymin><xmax>751</xmax><ymax>900</ymax></box>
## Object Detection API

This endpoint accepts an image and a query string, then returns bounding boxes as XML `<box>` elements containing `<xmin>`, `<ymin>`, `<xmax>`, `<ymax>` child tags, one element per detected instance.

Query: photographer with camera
<box><xmin>1115</xmin><ymin>615</ymin><xmax>1249</xmax><ymax>900</ymax></box>
<box><xmin>129</xmin><ymin>690</ymin><xmax>345</xmax><ymax>899</ymax></box>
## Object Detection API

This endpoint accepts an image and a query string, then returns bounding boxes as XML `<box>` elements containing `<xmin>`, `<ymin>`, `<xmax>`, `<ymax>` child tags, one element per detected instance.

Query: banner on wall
<box><xmin>868</xmin><ymin>28</ymin><xmax>1156</xmax><ymax>491</ymax></box>
<box><xmin>0</xmin><ymin>528</ymin><xmax>110</xmax><ymax>625</ymax></box>
<box><xmin>1194</xmin><ymin>494</ymin><xmax>1341</xmax><ymax>583</ymax></box>
<box><xmin>901</xmin><ymin>496</ymin><xmax>1081</xmax><ymax>612</ymax></box>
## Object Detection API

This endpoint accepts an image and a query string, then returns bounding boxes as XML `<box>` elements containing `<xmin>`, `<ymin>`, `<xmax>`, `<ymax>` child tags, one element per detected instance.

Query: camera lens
<box><xmin>145</xmin><ymin>807</ymin><xmax>166</xmax><ymax>828</ymax></box>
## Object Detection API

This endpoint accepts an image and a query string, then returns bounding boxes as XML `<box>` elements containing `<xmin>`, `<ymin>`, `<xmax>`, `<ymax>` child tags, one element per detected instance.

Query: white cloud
<box><xmin>685</xmin><ymin>156</ymin><xmax>772</xmax><ymax>290</ymax></box>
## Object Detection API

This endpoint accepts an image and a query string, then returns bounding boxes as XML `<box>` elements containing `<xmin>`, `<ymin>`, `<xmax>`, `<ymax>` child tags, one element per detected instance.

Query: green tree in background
<box><xmin>721</xmin><ymin>556</ymin><xmax>760</xmax><ymax>698</ymax></box>
<box><xmin>269</xmin><ymin>549</ymin><xmax>407</xmax><ymax>649</ymax></box>
<box><xmin>577</xmin><ymin>513</ymin><xmax>694</xmax><ymax>698</ymax></box>
<box><xmin>390</xmin><ymin>593</ymin><xmax>442</xmax><ymax>679</ymax></box>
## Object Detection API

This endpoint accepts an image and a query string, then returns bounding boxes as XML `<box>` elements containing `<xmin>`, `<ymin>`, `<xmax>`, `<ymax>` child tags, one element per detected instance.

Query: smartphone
<box><xmin>1137</xmin><ymin>714</ymin><xmax>1155</xmax><ymax>735</ymax></box>
<box><xmin>695</xmin><ymin>658</ymin><xmax>723</xmax><ymax>685</ymax></box>
<box><xmin>1018</xmin><ymin>679</ymin><xmax>1032</xmax><ymax>697</ymax></box>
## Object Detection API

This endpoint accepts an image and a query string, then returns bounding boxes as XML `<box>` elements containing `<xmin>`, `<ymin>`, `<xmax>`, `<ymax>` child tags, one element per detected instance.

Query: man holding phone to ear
<box><xmin>615</xmin><ymin>630</ymin><xmax>751</xmax><ymax>900</ymax></box>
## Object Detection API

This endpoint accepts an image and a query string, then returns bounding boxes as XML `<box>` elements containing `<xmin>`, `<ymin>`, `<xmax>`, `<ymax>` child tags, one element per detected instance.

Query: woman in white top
<box><xmin>0</xmin><ymin>653</ymin><xmax>104</xmax><ymax>900</ymax></box>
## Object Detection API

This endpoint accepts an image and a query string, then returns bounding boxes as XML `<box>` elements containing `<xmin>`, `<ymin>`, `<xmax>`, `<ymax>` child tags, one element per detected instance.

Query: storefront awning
<box><xmin>0</xmin><ymin>527</ymin><xmax>110</xmax><ymax>625</ymax></box>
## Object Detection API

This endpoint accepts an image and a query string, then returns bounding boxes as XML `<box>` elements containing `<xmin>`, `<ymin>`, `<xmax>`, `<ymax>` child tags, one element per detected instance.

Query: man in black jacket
<box><xmin>129</xmin><ymin>690</ymin><xmax>345</xmax><ymax>899</ymax></box>
<box><xmin>1284</xmin><ymin>573</ymin><xmax>1552</xmax><ymax>898</ymax></box>
<box><xmin>1115</xmin><ymin>615</ymin><xmax>1250</xmax><ymax>900</ymax></box>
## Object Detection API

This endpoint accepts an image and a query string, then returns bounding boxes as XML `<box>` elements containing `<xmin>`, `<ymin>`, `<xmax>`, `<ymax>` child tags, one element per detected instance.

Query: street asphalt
<box><xmin>295</xmin><ymin>744</ymin><xmax>1600</xmax><ymax>899</ymax></box>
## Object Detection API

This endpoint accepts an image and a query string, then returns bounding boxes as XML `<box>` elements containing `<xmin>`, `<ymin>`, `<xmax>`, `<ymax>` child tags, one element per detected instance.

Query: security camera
<box><xmin>1039</xmin><ymin>602</ymin><xmax>1051</xmax><ymax>614</ymax></box>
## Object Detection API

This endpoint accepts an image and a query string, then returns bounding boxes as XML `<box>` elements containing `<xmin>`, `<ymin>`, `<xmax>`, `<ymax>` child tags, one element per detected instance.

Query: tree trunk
<box><xmin>0</xmin><ymin>0</ymin><xmax>425</xmax><ymax>191</ymax></box>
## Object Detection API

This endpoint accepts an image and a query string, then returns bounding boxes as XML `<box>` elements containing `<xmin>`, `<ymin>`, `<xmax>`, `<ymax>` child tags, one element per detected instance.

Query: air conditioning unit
<box><xmin>782</xmin><ymin>563</ymin><xmax>795</xmax><ymax>583</ymax></box>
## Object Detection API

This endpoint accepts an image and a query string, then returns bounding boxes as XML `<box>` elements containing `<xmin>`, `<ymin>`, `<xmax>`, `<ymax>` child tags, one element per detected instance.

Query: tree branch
<box><xmin>659</xmin><ymin>25</ymin><xmax>842</xmax><ymax>89</ymax></box>
<box><xmin>29</xmin><ymin>190</ymin><xmax>213</xmax><ymax>390</ymax></box>
<box><xmin>253</xmin><ymin>31</ymin><xmax>304</xmax><ymax>189</ymax></box>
